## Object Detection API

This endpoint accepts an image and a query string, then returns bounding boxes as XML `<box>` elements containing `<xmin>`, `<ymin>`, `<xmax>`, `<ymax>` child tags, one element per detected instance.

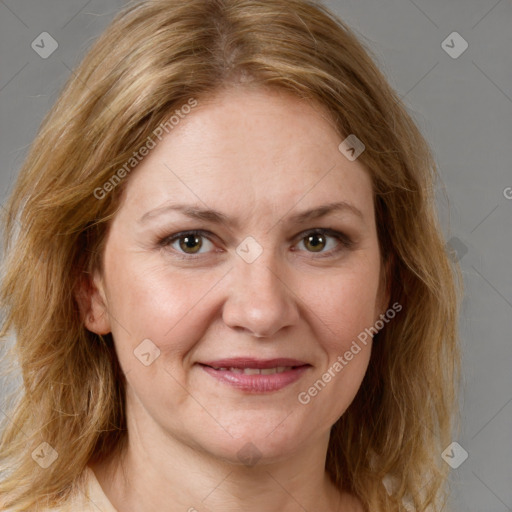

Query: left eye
<box><xmin>296</xmin><ymin>230</ymin><xmax>341</xmax><ymax>253</ymax></box>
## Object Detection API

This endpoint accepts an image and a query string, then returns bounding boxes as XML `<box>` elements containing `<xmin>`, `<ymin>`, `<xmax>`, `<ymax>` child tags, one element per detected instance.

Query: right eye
<box><xmin>159</xmin><ymin>230</ymin><xmax>217</xmax><ymax>257</ymax></box>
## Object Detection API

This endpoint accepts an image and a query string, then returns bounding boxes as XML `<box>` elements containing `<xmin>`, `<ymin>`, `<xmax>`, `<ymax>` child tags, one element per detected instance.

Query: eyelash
<box><xmin>157</xmin><ymin>228</ymin><xmax>354</xmax><ymax>260</ymax></box>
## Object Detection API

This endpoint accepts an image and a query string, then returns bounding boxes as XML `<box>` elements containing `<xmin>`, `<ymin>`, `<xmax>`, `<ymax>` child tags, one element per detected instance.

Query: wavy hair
<box><xmin>0</xmin><ymin>0</ymin><xmax>462</xmax><ymax>510</ymax></box>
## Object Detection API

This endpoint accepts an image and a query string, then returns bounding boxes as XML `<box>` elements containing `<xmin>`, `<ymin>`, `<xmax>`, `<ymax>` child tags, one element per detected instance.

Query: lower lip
<box><xmin>199</xmin><ymin>365</ymin><xmax>310</xmax><ymax>393</ymax></box>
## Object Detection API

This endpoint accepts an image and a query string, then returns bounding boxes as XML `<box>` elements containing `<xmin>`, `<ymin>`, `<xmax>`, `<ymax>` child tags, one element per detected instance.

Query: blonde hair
<box><xmin>0</xmin><ymin>0</ymin><xmax>462</xmax><ymax>510</ymax></box>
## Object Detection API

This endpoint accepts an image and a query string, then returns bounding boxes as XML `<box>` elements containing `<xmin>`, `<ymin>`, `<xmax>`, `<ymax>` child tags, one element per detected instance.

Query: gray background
<box><xmin>0</xmin><ymin>1</ymin><xmax>511</xmax><ymax>511</ymax></box>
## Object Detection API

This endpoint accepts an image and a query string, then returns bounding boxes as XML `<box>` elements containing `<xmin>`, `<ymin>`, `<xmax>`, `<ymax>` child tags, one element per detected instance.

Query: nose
<box><xmin>221</xmin><ymin>252</ymin><xmax>300</xmax><ymax>338</ymax></box>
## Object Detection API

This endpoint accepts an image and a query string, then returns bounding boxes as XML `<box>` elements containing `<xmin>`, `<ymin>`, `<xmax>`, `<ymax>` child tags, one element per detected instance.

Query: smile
<box><xmin>198</xmin><ymin>358</ymin><xmax>311</xmax><ymax>393</ymax></box>
<box><xmin>210</xmin><ymin>366</ymin><xmax>294</xmax><ymax>374</ymax></box>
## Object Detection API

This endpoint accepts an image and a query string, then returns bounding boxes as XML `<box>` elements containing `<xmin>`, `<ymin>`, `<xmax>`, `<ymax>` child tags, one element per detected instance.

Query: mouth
<box><xmin>197</xmin><ymin>358</ymin><xmax>312</xmax><ymax>393</ymax></box>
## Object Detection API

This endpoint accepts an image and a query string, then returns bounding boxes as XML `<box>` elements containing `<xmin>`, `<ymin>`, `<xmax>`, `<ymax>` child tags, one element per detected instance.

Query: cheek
<box><xmin>104</xmin><ymin>258</ymin><xmax>215</xmax><ymax>416</ymax></box>
<box><xmin>305</xmin><ymin>258</ymin><xmax>382</xmax><ymax>352</ymax></box>
<box><xmin>294</xmin><ymin>254</ymin><xmax>380</xmax><ymax>417</ymax></box>
<box><xmin>103</xmin><ymin>250</ymin><xmax>226</xmax><ymax>369</ymax></box>
<box><xmin>296</xmin><ymin>272</ymin><xmax>377</xmax><ymax>423</ymax></box>
<box><xmin>300</xmin><ymin>347</ymin><xmax>371</xmax><ymax>428</ymax></box>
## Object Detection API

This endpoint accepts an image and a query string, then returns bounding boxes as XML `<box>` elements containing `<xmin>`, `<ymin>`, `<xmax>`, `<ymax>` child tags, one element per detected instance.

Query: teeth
<box><xmin>243</xmin><ymin>368</ymin><xmax>261</xmax><ymax>375</ymax></box>
<box><xmin>213</xmin><ymin>366</ymin><xmax>293</xmax><ymax>374</ymax></box>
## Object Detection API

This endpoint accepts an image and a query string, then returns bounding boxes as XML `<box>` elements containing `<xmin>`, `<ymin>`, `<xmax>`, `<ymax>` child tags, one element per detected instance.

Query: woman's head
<box><xmin>0</xmin><ymin>1</ymin><xmax>461</xmax><ymax>511</ymax></box>
<box><xmin>81</xmin><ymin>83</ymin><xmax>387</xmax><ymax>465</ymax></box>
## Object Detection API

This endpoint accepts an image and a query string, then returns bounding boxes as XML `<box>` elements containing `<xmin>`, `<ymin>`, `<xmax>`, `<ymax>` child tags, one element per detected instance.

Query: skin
<box><xmin>80</xmin><ymin>86</ymin><xmax>389</xmax><ymax>512</ymax></box>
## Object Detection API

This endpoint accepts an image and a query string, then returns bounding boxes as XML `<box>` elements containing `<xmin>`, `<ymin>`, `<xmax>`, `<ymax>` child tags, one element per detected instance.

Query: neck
<box><xmin>92</xmin><ymin>440</ymin><xmax>345</xmax><ymax>512</ymax></box>
<box><xmin>89</xmin><ymin>389</ymin><xmax>361</xmax><ymax>512</ymax></box>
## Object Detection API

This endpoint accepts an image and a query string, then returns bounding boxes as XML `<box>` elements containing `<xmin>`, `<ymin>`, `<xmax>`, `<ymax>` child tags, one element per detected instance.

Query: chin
<box><xmin>190</xmin><ymin>420</ymin><xmax>315</xmax><ymax>467</ymax></box>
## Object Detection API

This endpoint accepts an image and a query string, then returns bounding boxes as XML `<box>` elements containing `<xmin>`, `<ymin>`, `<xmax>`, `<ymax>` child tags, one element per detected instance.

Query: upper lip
<box><xmin>199</xmin><ymin>358</ymin><xmax>310</xmax><ymax>369</ymax></box>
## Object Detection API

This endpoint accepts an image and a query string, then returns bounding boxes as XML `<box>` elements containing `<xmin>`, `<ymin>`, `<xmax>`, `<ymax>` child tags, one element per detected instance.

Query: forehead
<box><xmin>117</xmin><ymin>87</ymin><xmax>374</xmax><ymax>223</ymax></box>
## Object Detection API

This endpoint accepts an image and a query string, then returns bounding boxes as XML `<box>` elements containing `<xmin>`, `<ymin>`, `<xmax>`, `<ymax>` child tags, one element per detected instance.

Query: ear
<box><xmin>74</xmin><ymin>269</ymin><xmax>111</xmax><ymax>335</ymax></box>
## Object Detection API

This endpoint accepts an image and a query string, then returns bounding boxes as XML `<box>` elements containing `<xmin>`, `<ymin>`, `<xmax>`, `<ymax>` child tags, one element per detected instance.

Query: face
<box><xmin>83</xmin><ymin>86</ymin><xmax>388</xmax><ymax>464</ymax></box>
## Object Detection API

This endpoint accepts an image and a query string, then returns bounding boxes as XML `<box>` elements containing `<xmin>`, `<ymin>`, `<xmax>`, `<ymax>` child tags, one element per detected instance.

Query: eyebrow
<box><xmin>138</xmin><ymin>200</ymin><xmax>364</xmax><ymax>227</ymax></box>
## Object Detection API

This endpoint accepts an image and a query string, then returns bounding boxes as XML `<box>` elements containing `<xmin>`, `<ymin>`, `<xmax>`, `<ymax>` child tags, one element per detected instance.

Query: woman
<box><xmin>0</xmin><ymin>0</ymin><xmax>462</xmax><ymax>510</ymax></box>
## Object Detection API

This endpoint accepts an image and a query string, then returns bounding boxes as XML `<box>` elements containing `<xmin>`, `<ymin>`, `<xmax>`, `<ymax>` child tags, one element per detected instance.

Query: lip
<box><xmin>201</xmin><ymin>358</ymin><xmax>309</xmax><ymax>369</ymax></box>
<box><xmin>198</xmin><ymin>358</ymin><xmax>311</xmax><ymax>393</ymax></box>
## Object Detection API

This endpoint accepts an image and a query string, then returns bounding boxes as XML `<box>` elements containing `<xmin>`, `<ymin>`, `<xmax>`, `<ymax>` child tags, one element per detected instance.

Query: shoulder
<box><xmin>1</xmin><ymin>466</ymin><xmax>117</xmax><ymax>512</ymax></box>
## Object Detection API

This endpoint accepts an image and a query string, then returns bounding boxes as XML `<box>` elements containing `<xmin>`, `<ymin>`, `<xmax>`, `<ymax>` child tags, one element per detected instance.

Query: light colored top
<box><xmin>50</xmin><ymin>466</ymin><xmax>118</xmax><ymax>512</ymax></box>
<box><xmin>2</xmin><ymin>466</ymin><xmax>118</xmax><ymax>512</ymax></box>
<box><xmin>73</xmin><ymin>466</ymin><xmax>118</xmax><ymax>512</ymax></box>
<box><xmin>2</xmin><ymin>466</ymin><xmax>426</xmax><ymax>511</ymax></box>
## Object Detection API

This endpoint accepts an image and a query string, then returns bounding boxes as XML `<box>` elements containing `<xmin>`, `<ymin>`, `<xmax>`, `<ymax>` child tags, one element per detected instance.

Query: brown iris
<box><xmin>179</xmin><ymin>234</ymin><xmax>203</xmax><ymax>254</ymax></box>
<box><xmin>303</xmin><ymin>233</ymin><xmax>326</xmax><ymax>252</ymax></box>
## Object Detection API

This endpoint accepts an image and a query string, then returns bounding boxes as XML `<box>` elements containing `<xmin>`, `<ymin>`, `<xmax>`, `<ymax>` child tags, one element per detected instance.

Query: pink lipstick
<box><xmin>198</xmin><ymin>358</ymin><xmax>311</xmax><ymax>393</ymax></box>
